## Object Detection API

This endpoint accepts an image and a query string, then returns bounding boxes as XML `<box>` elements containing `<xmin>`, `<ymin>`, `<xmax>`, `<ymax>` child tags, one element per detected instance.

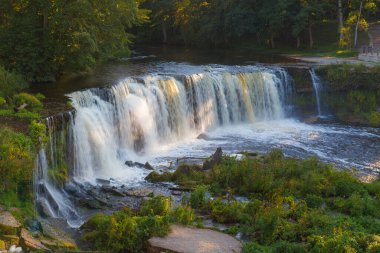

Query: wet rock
<box><xmin>0</xmin><ymin>211</ymin><xmax>21</xmax><ymax>229</ymax></box>
<box><xmin>125</xmin><ymin>188</ymin><xmax>154</xmax><ymax>198</ymax></box>
<box><xmin>25</xmin><ymin>218</ymin><xmax>42</xmax><ymax>233</ymax></box>
<box><xmin>197</xmin><ymin>133</ymin><xmax>210</xmax><ymax>140</ymax></box>
<box><xmin>96</xmin><ymin>178</ymin><xmax>111</xmax><ymax>185</ymax></box>
<box><xmin>20</xmin><ymin>228</ymin><xmax>50</xmax><ymax>252</ymax></box>
<box><xmin>144</xmin><ymin>162</ymin><xmax>155</xmax><ymax>170</ymax></box>
<box><xmin>100</xmin><ymin>185</ymin><xmax>126</xmax><ymax>197</ymax></box>
<box><xmin>36</xmin><ymin>200</ymin><xmax>55</xmax><ymax>218</ymax></box>
<box><xmin>147</xmin><ymin>225</ymin><xmax>242</xmax><ymax>253</ymax></box>
<box><xmin>203</xmin><ymin>147</ymin><xmax>223</xmax><ymax>171</ymax></box>
<box><xmin>78</xmin><ymin>198</ymin><xmax>104</xmax><ymax>210</ymax></box>
<box><xmin>40</xmin><ymin>220</ymin><xmax>76</xmax><ymax>248</ymax></box>
<box><xmin>126</xmin><ymin>161</ymin><xmax>155</xmax><ymax>170</ymax></box>
<box><xmin>303</xmin><ymin>116</ymin><xmax>319</xmax><ymax>124</ymax></box>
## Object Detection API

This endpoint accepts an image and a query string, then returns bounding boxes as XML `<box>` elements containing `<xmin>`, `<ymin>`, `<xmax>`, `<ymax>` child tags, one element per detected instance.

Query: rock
<box><xmin>36</xmin><ymin>200</ymin><xmax>55</xmax><ymax>218</ymax></box>
<box><xmin>125</xmin><ymin>160</ymin><xmax>134</xmax><ymax>167</ymax></box>
<box><xmin>96</xmin><ymin>178</ymin><xmax>111</xmax><ymax>185</ymax></box>
<box><xmin>16</xmin><ymin>103</ymin><xmax>28</xmax><ymax>112</ymax></box>
<box><xmin>25</xmin><ymin>218</ymin><xmax>42</xmax><ymax>233</ymax></box>
<box><xmin>78</xmin><ymin>198</ymin><xmax>104</xmax><ymax>210</ymax></box>
<box><xmin>203</xmin><ymin>147</ymin><xmax>223</xmax><ymax>171</ymax></box>
<box><xmin>147</xmin><ymin>225</ymin><xmax>242</xmax><ymax>253</ymax></box>
<box><xmin>20</xmin><ymin>228</ymin><xmax>50</xmax><ymax>252</ymax></box>
<box><xmin>303</xmin><ymin>116</ymin><xmax>319</xmax><ymax>124</ymax></box>
<box><xmin>9</xmin><ymin>245</ymin><xmax>22</xmax><ymax>252</ymax></box>
<box><xmin>40</xmin><ymin>220</ymin><xmax>76</xmax><ymax>248</ymax></box>
<box><xmin>144</xmin><ymin>162</ymin><xmax>155</xmax><ymax>170</ymax></box>
<box><xmin>126</xmin><ymin>161</ymin><xmax>155</xmax><ymax>170</ymax></box>
<box><xmin>0</xmin><ymin>211</ymin><xmax>21</xmax><ymax>229</ymax></box>
<box><xmin>125</xmin><ymin>188</ymin><xmax>154</xmax><ymax>197</ymax></box>
<box><xmin>197</xmin><ymin>133</ymin><xmax>210</xmax><ymax>140</ymax></box>
<box><xmin>101</xmin><ymin>185</ymin><xmax>126</xmax><ymax>197</ymax></box>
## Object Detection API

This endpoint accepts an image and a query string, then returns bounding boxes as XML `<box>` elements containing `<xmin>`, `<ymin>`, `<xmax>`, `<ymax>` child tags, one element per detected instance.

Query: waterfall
<box><xmin>34</xmin><ymin>66</ymin><xmax>294</xmax><ymax>226</ymax></box>
<box><xmin>309</xmin><ymin>68</ymin><xmax>323</xmax><ymax>117</ymax></box>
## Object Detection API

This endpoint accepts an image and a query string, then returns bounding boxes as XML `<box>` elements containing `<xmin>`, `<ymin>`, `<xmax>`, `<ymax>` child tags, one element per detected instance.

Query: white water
<box><xmin>309</xmin><ymin>68</ymin><xmax>323</xmax><ymax>117</ymax></box>
<box><xmin>35</xmin><ymin>64</ymin><xmax>380</xmax><ymax>227</ymax></box>
<box><xmin>67</xmin><ymin>67</ymin><xmax>290</xmax><ymax>183</ymax></box>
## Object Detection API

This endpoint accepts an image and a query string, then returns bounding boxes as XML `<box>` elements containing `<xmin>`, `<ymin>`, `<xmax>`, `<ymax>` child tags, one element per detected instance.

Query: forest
<box><xmin>0</xmin><ymin>0</ymin><xmax>379</xmax><ymax>82</ymax></box>
<box><xmin>0</xmin><ymin>1</ymin><xmax>380</xmax><ymax>253</ymax></box>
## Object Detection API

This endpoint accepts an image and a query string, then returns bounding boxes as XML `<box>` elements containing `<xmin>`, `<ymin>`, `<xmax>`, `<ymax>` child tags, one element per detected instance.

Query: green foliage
<box><xmin>139</xmin><ymin>196</ymin><xmax>172</xmax><ymax>216</ymax></box>
<box><xmin>82</xmin><ymin>198</ymin><xmax>173</xmax><ymax>253</ymax></box>
<box><xmin>0</xmin><ymin>0</ymin><xmax>148</xmax><ymax>81</ymax></box>
<box><xmin>189</xmin><ymin>185</ymin><xmax>209</xmax><ymax>209</ymax></box>
<box><xmin>151</xmin><ymin>149</ymin><xmax>380</xmax><ymax>252</ymax></box>
<box><xmin>0</xmin><ymin>65</ymin><xmax>28</xmax><ymax>98</ymax></box>
<box><xmin>169</xmin><ymin>204</ymin><xmax>195</xmax><ymax>225</ymax></box>
<box><xmin>28</xmin><ymin>120</ymin><xmax>47</xmax><ymax>147</ymax></box>
<box><xmin>0</xmin><ymin>128</ymin><xmax>34</xmax><ymax>203</ymax></box>
<box><xmin>0</xmin><ymin>97</ymin><xmax>5</xmax><ymax>108</ymax></box>
<box><xmin>13</xmin><ymin>93</ymin><xmax>43</xmax><ymax>112</ymax></box>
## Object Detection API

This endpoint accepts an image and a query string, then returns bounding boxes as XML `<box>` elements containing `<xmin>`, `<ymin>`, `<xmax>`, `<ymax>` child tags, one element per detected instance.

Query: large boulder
<box><xmin>147</xmin><ymin>225</ymin><xmax>242</xmax><ymax>253</ymax></box>
<box><xmin>20</xmin><ymin>228</ymin><xmax>50</xmax><ymax>252</ymax></box>
<box><xmin>203</xmin><ymin>147</ymin><xmax>223</xmax><ymax>171</ymax></box>
<box><xmin>0</xmin><ymin>211</ymin><xmax>21</xmax><ymax>230</ymax></box>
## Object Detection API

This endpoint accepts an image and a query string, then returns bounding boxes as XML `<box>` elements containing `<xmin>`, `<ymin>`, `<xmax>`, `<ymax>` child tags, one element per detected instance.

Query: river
<box><xmin>31</xmin><ymin>47</ymin><xmax>380</xmax><ymax>227</ymax></box>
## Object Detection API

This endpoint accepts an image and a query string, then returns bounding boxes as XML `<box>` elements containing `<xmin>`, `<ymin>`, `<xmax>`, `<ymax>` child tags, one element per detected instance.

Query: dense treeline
<box><xmin>139</xmin><ymin>0</ymin><xmax>379</xmax><ymax>48</ymax></box>
<box><xmin>0</xmin><ymin>0</ymin><xmax>379</xmax><ymax>81</ymax></box>
<box><xmin>0</xmin><ymin>0</ymin><xmax>148</xmax><ymax>82</ymax></box>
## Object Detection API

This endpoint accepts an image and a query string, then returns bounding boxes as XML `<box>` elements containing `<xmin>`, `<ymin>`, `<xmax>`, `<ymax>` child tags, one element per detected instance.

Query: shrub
<box><xmin>169</xmin><ymin>204</ymin><xmax>195</xmax><ymax>225</ymax></box>
<box><xmin>189</xmin><ymin>185</ymin><xmax>209</xmax><ymax>209</ymax></box>
<box><xmin>139</xmin><ymin>196</ymin><xmax>172</xmax><ymax>216</ymax></box>
<box><xmin>13</xmin><ymin>93</ymin><xmax>43</xmax><ymax>112</ymax></box>
<box><xmin>0</xmin><ymin>66</ymin><xmax>28</xmax><ymax>98</ymax></box>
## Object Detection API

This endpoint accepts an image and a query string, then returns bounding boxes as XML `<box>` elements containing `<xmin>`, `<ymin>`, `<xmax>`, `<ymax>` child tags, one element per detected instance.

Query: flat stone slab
<box><xmin>148</xmin><ymin>225</ymin><xmax>242</xmax><ymax>253</ymax></box>
<box><xmin>0</xmin><ymin>211</ymin><xmax>21</xmax><ymax>228</ymax></box>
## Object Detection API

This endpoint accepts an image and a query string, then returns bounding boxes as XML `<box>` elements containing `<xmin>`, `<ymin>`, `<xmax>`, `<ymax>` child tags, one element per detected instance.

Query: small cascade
<box><xmin>34</xmin><ymin>66</ymin><xmax>295</xmax><ymax>226</ymax></box>
<box><xmin>34</xmin><ymin>112</ymin><xmax>82</xmax><ymax>227</ymax></box>
<box><xmin>309</xmin><ymin>68</ymin><xmax>323</xmax><ymax>117</ymax></box>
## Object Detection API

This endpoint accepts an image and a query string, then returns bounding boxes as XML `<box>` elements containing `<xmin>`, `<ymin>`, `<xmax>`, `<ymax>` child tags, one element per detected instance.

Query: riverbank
<box><xmin>77</xmin><ymin>148</ymin><xmax>380</xmax><ymax>253</ymax></box>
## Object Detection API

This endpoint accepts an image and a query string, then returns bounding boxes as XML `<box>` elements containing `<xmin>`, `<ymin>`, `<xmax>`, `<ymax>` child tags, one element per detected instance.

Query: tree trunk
<box><xmin>43</xmin><ymin>9</ymin><xmax>48</xmax><ymax>35</ymax></box>
<box><xmin>354</xmin><ymin>0</ymin><xmax>363</xmax><ymax>47</ymax></box>
<box><xmin>338</xmin><ymin>0</ymin><xmax>344</xmax><ymax>43</ymax></box>
<box><xmin>270</xmin><ymin>34</ymin><xmax>275</xmax><ymax>49</ymax></box>
<box><xmin>308</xmin><ymin>25</ymin><xmax>314</xmax><ymax>48</ymax></box>
<box><xmin>297</xmin><ymin>36</ymin><xmax>301</xmax><ymax>48</ymax></box>
<box><xmin>162</xmin><ymin>20</ymin><xmax>168</xmax><ymax>44</ymax></box>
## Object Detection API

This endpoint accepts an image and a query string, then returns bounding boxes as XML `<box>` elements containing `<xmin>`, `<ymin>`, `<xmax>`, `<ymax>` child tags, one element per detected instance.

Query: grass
<box><xmin>143</xmin><ymin>150</ymin><xmax>380</xmax><ymax>252</ymax></box>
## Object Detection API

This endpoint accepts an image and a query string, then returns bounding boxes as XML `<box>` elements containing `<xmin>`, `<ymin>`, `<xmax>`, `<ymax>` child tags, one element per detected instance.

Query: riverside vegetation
<box><xmin>83</xmin><ymin>150</ymin><xmax>380</xmax><ymax>253</ymax></box>
<box><xmin>317</xmin><ymin>64</ymin><xmax>380</xmax><ymax>127</ymax></box>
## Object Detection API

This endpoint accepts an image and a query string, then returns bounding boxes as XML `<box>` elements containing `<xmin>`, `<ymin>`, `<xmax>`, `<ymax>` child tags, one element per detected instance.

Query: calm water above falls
<box><xmin>34</xmin><ymin>61</ymin><xmax>380</xmax><ymax>227</ymax></box>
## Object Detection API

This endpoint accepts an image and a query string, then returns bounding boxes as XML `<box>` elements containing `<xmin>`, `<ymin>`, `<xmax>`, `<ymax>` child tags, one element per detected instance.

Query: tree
<box><xmin>0</xmin><ymin>0</ymin><xmax>148</xmax><ymax>81</ymax></box>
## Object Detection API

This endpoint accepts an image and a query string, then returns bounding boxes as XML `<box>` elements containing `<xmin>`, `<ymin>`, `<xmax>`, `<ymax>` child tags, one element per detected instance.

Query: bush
<box><xmin>82</xmin><ymin>200</ymin><xmax>172</xmax><ymax>253</ymax></box>
<box><xmin>13</xmin><ymin>93</ymin><xmax>43</xmax><ymax>112</ymax></box>
<box><xmin>189</xmin><ymin>185</ymin><xmax>209</xmax><ymax>209</ymax></box>
<box><xmin>139</xmin><ymin>196</ymin><xmax>172</xmax><ymax>216</ymax></box>
<box><xmin>169</xmin><ymin>204</ymin><xmax>195</xmax><ymax>225</ymax></box>
<box><xmin>0</xmin><ymin>66</ymin><xmax>28</xmax><ymax>98</ymax></box>
<box><xmin>0</xmin><ymin>128</ymin><xmax>34</xmax><ymax>203</ymax></box>
<box><xmin>0</xmin><ymin>97</ymin><xmax>5</xmax><ymax>107</ymax></box>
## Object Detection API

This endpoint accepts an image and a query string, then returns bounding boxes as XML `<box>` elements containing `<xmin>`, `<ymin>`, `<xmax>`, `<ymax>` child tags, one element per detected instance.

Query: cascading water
<box><xmin>34</xmin><ymin>66</ymin><xmax>295</xmax><ymax>226</ymax></box>
<box><xmin>309</xmin><ymin>68</ymin><xmax>323</xmax><ymax>117</ymax></box>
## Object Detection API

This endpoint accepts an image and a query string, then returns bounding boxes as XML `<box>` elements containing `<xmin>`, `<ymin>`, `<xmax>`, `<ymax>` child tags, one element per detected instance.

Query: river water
<box><xmin>32</xmin><ymin>48</ymin><xmax>380</xmax><ymax>226</ymax></box>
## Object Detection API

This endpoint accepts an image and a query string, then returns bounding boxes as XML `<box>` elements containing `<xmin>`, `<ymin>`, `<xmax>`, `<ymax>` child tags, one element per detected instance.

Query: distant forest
<box><xmin>0</xmin><ymin>0</ymin><xmax>379</xmax><ymax>81</ymax></box>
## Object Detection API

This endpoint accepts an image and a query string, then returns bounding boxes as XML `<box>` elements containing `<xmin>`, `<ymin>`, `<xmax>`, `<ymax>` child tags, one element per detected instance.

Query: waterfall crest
<box><xmin>35</xmin><ymin>66</ymin><xmax>294</xmax><ymax>226</ymax></box>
